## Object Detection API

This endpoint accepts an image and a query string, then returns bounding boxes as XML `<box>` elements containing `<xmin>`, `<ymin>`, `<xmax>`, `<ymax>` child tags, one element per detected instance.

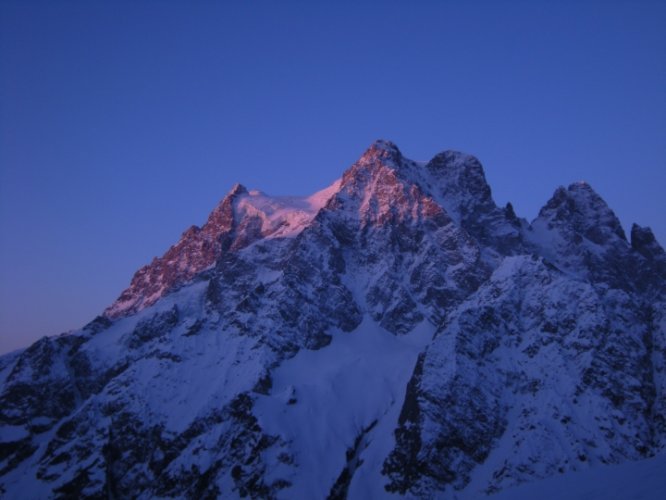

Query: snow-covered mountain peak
<box><xmin>104</xmin><ymin>176</ymin><xmax>344</xmax><ymax>319</ymax></box>
<box><xmin>340</xmin><ymin>142</ymin><xmax>491</xmax><ymax>213</ymax></box>
<box><xmin>4</xmin><ymin>141</ymin><xmax>664</xmax><ymax>499</ymax></box>
<box><xmin>107</xmin><ymin>142</ymin><xmax>520</xmax><ymax>321</ymax></box>
<box><xmin>525</xmin><ymin>182</ymin><xmax>651</xmax><ymax>290</ymax></box>
<box><xmin>536</xmin><ymin>181</ymin><xmax>626</xmax><ymax>243</ymax></box>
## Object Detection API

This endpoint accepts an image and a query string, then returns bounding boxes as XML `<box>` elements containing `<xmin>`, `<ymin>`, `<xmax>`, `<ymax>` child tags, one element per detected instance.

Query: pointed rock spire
<box><xmin>204</xmin><ymin>182</ymin><xmax>248</xmax><ymax>231</ymax></box>
<box><xmin>631</xmin><ymin>224</ymin><xmax>665</xmax><ymax>261</ymax></box>
<box><xmin>228</xmin><ymin>182</ymin><xmax>248</xmax><ymax>197</ymax></box>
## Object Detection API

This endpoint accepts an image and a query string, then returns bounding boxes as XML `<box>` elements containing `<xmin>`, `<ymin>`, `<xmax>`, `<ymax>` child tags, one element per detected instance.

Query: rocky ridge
<box><xmin>0</xmin><ymin>140</ymin><xmax>664</xmax><ymax>499</ymax></box>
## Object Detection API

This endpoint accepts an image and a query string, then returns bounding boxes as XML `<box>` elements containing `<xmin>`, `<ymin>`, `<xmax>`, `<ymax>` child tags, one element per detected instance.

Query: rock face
<box><xmin>0</xmin><ymin>140</ymin><xmax>664</xmax><ymax>499</ymax></box>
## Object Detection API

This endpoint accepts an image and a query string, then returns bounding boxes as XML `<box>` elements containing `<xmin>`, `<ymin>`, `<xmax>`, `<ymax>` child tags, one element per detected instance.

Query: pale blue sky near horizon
<box><xmin>1</xmin><ymin>0</ymin><xmax>665</xmax><ymax>354</ymax></box>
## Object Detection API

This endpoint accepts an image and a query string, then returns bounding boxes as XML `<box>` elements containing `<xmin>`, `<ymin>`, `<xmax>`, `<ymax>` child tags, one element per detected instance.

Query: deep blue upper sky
<box><xmin>1</xmin><ymin>0</ymin><xmax>665</xmax><ymax>354</ymax></box>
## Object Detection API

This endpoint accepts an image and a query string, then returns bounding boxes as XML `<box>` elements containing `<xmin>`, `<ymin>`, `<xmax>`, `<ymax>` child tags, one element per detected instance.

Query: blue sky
<box><xmin>1</xmin><ymin>0</ymin><xmax>664</xmax><ymax>354</ymax></box>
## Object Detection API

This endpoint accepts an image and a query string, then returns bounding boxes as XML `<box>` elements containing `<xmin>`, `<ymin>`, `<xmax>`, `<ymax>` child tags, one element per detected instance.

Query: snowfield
<box><xmin>489</xmin><ymin>452</ymin><xmax>666</xmax><ymax>500</ymax></box>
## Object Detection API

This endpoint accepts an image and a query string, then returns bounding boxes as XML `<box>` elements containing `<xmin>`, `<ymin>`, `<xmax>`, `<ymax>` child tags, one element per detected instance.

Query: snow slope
<box><xmin>254</xmin><ymin>317</ymin><xmax>433</xmax><ymax>499</ymax></box>
<box><xmin>489</xmin><ymin>452</ymin><xmax>666</xmax><ymax>500</ymax></box>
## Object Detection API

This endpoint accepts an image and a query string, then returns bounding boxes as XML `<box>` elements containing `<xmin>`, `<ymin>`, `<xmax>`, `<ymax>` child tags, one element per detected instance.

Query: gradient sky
<box><xmin>1</xmin><ymin>0</ymin><xmax>665</xmax><ymax>354</ymax></box>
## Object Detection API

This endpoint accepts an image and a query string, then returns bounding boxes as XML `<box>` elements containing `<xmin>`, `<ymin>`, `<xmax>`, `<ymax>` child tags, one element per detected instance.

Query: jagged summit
<box><xmin>535</xmin><ymin>181</ymin><xmax>626</xmax><ymax>241</ymax></box>
<box><xmin>228</xmin><ymin>182</ymin><xmax>248</xmax><ymax>196</ymax></box>
<box><xmin>1</xmin><ymin>141</ymin><xmax>664</xmax><ymax>499</ymax></box>
<box><xmin>531</xmin><ymin>182</ymin><xmax>628</xmax><ymax>247</ymax></box>
<box><xmin>631</xmin><ymin>224</ymin><xmax>666</xmax><ymax>286</ymax></box>
<box><xmin>340</xmin><ymin>139</ymin><xmax>404</xmax><ymax>186</ymax></box>
<box><xmin>105</xmin><ymin>176</ymin><xmax>342</xmax><ymax>319</ymax></box>
<box><xmin>525</xmin><ymin>181</ymin><xmax>643</xmax><ymax>290</ymax></box>
<box><xmin>361</xmin><ymin>138</ymin><xmax>403</xmax><ymax>158</ymax></box>
<box><xmin>105</xmin><ymin>142</ymin><xmax>659</xmax><ymax>319</ymax></box>
<box><xmin>632</xmin><ymin>223</ymin><xmax>665</xmax><ymax>259</ymax></box>
<box><xmin>423</xmin><ymin>150</ymin><xmax>495</xmax><ymax>222</ymax></box>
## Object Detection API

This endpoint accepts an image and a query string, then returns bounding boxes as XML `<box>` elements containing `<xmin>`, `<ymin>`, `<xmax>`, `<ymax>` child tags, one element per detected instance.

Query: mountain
<box><xmin>0</xmin><ymin>140</ymin><xmax>664</xmax><ymax>499</ymax></box>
